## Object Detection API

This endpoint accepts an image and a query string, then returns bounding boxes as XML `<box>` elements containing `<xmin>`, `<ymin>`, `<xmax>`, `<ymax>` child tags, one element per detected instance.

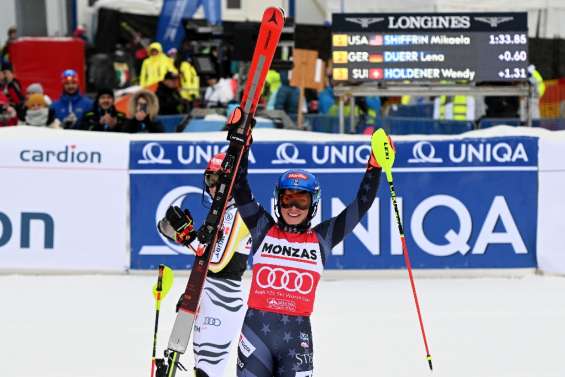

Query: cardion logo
<box><xmin>138</xmin><ymin>142</ymin><xmax>172</xmax><ymax>164</ymax></box>
<box><xmin>271</xmin><ymin>143</ymin><xmax>306</xmax><ymax>164</ymax></box>
<box><xmin>408</xmin><ymin>141</ymin><xmax>443</xmax><ymax>163</ymax></box>
<box><xmin>256</xmin><ymin>266</ymin><xmax>315</xmax><ymax>294</ymax></box>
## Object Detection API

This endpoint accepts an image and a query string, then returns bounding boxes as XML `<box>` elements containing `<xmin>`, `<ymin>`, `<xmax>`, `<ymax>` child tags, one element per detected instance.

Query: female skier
<box><xmin>158</xmin><ymin>152</ymin><xmax>251</xmax><ymax>377</ymax></box>
<box><xmin>233</xmin><ymin>140</ymin><xmax>387</xmax><ymax>377</ymax></box>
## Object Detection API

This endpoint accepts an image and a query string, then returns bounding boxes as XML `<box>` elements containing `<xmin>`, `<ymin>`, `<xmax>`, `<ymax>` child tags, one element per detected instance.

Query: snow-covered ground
<box><xmin>1</xmin><ymin>273</ymin><xmax>564</xmax><ymax>377</ymax></box>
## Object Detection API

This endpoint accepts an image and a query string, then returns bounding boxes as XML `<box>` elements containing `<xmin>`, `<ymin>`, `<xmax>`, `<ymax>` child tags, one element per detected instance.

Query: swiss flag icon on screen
<box><xmin>369</xmin><ymin>68</ymin><xmax>383</xmax><ymax>80</ymax></box>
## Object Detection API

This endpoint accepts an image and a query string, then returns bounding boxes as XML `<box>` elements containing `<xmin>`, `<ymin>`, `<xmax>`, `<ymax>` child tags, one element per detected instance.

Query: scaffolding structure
<box><xmin>334</xmin><ymin>82</ymin><xmax>532</xmax><ymax>133</ymax></box>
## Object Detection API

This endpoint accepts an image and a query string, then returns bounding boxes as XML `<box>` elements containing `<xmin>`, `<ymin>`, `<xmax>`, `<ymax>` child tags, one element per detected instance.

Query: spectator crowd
<box><xmin>0</xmin><ymin>24</ymin><xmax>546</xmax><ymax>133</ymax></box>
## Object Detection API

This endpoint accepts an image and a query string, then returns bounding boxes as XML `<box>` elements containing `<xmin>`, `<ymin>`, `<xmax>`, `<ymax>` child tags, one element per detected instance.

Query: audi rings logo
<box><xmin>203</xmin><ymin>317</ymin><xmax>222</xmax><ymax>326</ymax></box>
<box><xmin>138</xmin><ymin>142</ymin><xmax>172</xmax><ymax>164</ymax></box>
<box><xmin>256</xmin><ymin>266</ymin><xmax>314</xmax><ymax>294</ymax></box>
<box><xmin>271</xmin><ymin>143</ymin><xmax>306</xmax><ymax>164</ymax></box>
<box><xmin>408</xmin><ymin>141</ymin><xmax>443</xmax><ymax>163</ymax></box>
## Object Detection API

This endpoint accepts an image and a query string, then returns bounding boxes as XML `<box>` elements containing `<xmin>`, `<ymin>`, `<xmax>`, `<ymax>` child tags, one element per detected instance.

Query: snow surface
<box><xmin>1</xmin><ymin>273</ymin><xmax>564</xmax><ymax>377</ymax></box>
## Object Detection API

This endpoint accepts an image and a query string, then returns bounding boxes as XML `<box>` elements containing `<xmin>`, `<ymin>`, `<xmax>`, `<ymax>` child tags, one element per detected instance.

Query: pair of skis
<box><xmin>155</xmin><ymin>7</ymin><xmax>285</xmax><ymax>377</ymax></box>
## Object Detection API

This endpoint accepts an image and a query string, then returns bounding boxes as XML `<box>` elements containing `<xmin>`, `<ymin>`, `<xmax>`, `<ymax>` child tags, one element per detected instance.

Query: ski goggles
<box><xmin>280</xmin><ymin>191</ymin><xmax>311</xmax><ymax>210</ymax></box>
<box><xmin>204</xmin><ymin>172</ymin><xmax>220</xmax><ymax>187</ymax></box>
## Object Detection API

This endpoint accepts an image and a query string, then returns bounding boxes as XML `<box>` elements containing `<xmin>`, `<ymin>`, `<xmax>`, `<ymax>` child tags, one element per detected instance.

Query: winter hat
<box><xmin>26</xmin><ymin>83</ymin><xmax>44</xmax><ymax>95</ymax></box>
<box><xmin>164</xmin><ymin>71</ymin><xmax>179</xmax><ymax>81</ymax></box>
<box><xmin>26</xmin><ymin>93</ymin><xmax>47</xmax><ymax>108</ymax></box>
<box><xmin>97</xmin><ymin>88</ymin><xmax>115</xmax><ymax>99</ymax></box>
<box><xmin>61</xmin><ymin>69</ymin><xmax>79</xmax><ymax>83</ymax></box>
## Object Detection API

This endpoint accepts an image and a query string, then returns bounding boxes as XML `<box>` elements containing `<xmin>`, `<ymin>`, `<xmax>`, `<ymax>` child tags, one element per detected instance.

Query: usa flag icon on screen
<box><xmin>369</xmin><ymin>35</ymin><xmax>383</xmax><ymax>46</ymax></box>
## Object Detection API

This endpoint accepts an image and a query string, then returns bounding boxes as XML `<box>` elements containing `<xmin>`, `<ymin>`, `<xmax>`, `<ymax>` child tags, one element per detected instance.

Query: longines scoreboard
<box><xmin>332</xmin><ymin>13</ymin><xmax>528</xmax><ymax>83</ymax></box>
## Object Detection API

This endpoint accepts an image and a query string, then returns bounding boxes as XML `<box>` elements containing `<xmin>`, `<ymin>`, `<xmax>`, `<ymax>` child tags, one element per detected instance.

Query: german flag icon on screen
<box><xmin>332</xmin><ymin>34</ymin><xmax>348</xmax><ymax>47</ymax></box>
<box><xmin>332</xmin><ymin>51</ymin><xmax>348</xmax><ymax>64</ymax></box>
<box><xmin>369</xmin><ymin>53</ymin><xmax>383</xmax><ymax>63</ymax></box>
<box><xmin>333</xmin><ymin>68</ymin><xmax>349</xmax><ymax>81</ymax></box>
<box><xmin>369</xmin><ymin>68</ymin><xmax>383</xmax><ymax>80</ymax></box>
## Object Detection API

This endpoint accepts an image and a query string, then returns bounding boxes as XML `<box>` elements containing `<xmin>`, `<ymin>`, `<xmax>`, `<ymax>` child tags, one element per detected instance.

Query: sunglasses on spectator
<box><xmin>205</xmin><ymin>172</ymin><xmax>220</xmax><ymax>187</ymax></box>
<box><xmin>280</xmin><ymin>191</ymin><xmax>311</xmax><ymax>210</ymax></box>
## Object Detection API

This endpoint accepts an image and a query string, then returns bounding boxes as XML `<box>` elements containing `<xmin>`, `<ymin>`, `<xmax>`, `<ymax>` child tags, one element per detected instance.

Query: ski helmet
<box><xmin>205</xmin><ymin>152</ymin><xmax>224</xmax><ymax>174</ymax></box>
<box><xmin>274</xmin><ymin>169</ymin><xmax>320</xmax><ymax>226</ymax></box>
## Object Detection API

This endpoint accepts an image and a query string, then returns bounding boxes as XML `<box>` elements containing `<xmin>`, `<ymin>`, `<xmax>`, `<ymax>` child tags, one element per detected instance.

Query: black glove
<box><xmin>226</xmin><ymin>105</ymin><xmax>255</xmax><ymax>147</ymax></box>
<box><xmin>157</xmin><ymin>206</ymin><xmax>197</xmax><ymax>246</ymax></box>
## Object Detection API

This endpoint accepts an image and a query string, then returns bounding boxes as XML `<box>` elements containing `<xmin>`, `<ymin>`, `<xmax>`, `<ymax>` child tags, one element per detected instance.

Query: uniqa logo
<box><xmin>19</xmin><ymin>145</ymin><xmax>102</xmax><ymax>164</ymax></box>
<box><xmin>408</xmin><ymin>141</ymin><xmax>443</xmax><ymax>163</ymax></box>
<box><xmin>449</xmin><ymin>142</ymin><xmax>528</xmax><ymax>163</ymax></box>
<box><xmin>138</xmin><ymin>142</ymin><xmax>172</xmax><ymax>164</ymax></box>
<box><xmin>272</xmin><ymin>143</ymin><xmax>306</xmax><ymax>164</ymax></box>
<box><xmin>407</xmin><ymin>141</ymin><xmax>529</xmax><ymax>164</ymax></box>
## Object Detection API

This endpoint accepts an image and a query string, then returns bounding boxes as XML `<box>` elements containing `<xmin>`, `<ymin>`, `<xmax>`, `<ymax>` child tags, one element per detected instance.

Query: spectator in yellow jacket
<box><xmin>139</xmin><ymin>42</ymin><xmax>176</xmax><ymax>87</ymax></box>
<box><xmin>168</xmin><ymin>48</ymin><xmax>200</xmax><ymax>101</ymax></box>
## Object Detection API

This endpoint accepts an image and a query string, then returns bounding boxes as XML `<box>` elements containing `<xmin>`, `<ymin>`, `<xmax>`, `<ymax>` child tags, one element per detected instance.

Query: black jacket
<box><xmin>155</xmin><ymin>82</ymin><xmax>188</xmax><ymax>115</ymax></box>
<box><xmin>80</xmin><ymin>105</ymin><xmax>127</xmax><ymax>132</ymax></box>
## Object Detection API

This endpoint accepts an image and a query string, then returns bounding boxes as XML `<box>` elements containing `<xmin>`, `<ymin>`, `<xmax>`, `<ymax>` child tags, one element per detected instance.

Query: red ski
<box><xmin>160</xmin><ymin>7</ymin><xmax>285</xmax><ymax>377</ymax></box>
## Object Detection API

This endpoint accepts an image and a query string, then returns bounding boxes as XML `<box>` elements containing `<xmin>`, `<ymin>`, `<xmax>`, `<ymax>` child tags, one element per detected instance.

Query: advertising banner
<box><xmin>0</xmin><ymin>128</ymin><xmax>129</xmax><ymax>272</ymax></box>
<box><xmin>130</xmin><ymin>136</ymin><xmax>538</xmax><ymax>270</ymax></box>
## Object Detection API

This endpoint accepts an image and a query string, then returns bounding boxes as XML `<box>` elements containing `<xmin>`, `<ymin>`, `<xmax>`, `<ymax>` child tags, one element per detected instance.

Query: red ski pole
<box><xmin>371</xmin><ymin>129</ymin><xmax>433</xmax><ymax>371</ymax></box>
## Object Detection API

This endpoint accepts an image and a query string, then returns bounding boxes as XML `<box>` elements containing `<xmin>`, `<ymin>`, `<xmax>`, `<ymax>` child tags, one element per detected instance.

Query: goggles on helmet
<box><xmin>280</xmin><ymin>191</ymin><xmax>311</xmax><ymax>210</ymax></box>
<box><xmin>204</xmin><ymin>172</ymin><xmax>220</xmax><ymax>187</ymax></box>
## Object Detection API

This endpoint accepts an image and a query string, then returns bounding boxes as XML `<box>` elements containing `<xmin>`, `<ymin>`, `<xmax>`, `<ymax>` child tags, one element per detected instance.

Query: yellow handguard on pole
<box><xmin>153</xmin><ymin>265</ymin><xmax>174</xmax><ymax>310</ymax></box>
<box><xmin>370</xmin><ymin>128</ymin><xmax>396</xmax><ymax>182</ymax></box>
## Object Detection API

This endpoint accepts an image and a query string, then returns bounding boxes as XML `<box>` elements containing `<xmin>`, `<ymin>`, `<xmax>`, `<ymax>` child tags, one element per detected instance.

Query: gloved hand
<box><xmin>368</xmin><ymin>134</ymin><xmax>395</xmax><ymax>169</ymax></box>
<box><xmin>157</xmin><ymin>206</ymin><xmax>197</xmax><ymax>246</ymax></box>
<box><xmin>226</xmin><ymin>105</ymin><xmax>255</xmax><ymax>147</ymax></box>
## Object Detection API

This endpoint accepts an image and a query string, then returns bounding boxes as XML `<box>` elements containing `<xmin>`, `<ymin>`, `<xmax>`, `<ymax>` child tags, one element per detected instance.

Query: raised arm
<box><xmin>233</xmin><ymin>148</ymin><xmax>275</xmax><ymax>249</ymax></box>
<box><xmin>314</xmin><ymin>158</ymin><xmax>382</xmax><ymax>251</ymax></box>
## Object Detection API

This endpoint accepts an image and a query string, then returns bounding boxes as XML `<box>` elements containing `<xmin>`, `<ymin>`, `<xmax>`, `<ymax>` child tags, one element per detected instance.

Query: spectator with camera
<box><xmin>51</xmin><ymin>69</ymin><xmax>93</xmax><ymax>129</ymax></box>
<box><xmin>80</xmin><ymin>88</ymin><xmax>126</xmax><ymax>132</ymax></box>
<box><xmin>124</xmin><ymin>89</ymin><xmax>163</xmax><ymax>133</ymax></box>
<box><xmin>20</xmin><ymin>93</ymin><xmax>60</xmax><ymax>128</ymax></box>
<box><xmin>0</xmin><ymin>91</ymin><xmax>18</xmax><ymax>127</ymax></box>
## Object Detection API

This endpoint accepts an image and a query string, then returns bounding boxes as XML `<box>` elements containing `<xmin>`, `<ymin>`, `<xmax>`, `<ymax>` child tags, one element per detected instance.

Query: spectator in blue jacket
<box><xmin>51</xmin><ymin>69</ymin><xmax>93</xmax><ymax>129</ymax></box>
<box><xmin>274</xmin><ymin>70</ymin><xmax>300</xmax><ymax>114</ymax></box>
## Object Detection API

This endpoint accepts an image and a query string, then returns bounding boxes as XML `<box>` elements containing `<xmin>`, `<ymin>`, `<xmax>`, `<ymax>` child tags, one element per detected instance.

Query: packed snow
<box><xmin>1</xmin><ymin>272</ymin><xmax>564</xmax><ymax>377</ymax></box>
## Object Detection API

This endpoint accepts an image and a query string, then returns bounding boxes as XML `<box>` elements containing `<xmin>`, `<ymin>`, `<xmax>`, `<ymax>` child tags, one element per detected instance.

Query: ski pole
<box><xmin>371</xmin><ymin>129</ymin><xmax>433</xmax><ymax>371</ymax></box>
<box><xmin>151</xmin><ymin>265</ymin><xmax>174</xmax><ymax>377</ymax></box>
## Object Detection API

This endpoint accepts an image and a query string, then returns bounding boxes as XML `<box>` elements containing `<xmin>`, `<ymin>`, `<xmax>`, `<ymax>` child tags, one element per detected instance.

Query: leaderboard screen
<box><xmin>331</xmin><ymin>12</ymin><xmax>528</xmax><ymax>83</ymax></box>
